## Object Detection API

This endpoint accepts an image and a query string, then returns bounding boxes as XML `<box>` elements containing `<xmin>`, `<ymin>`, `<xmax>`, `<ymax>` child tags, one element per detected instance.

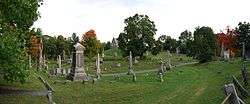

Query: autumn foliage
<box><xmin>217</xmin><ymin>27</ymin><xmax>238</xmax><ymax>57</ymax></box>
<box><xmin>81</xmin><ymin>29</ymin><xmax>101</xmax><ymax>58</ymax></box>
<box><xmin>29</xmin><ymin>33</ymin><xmax>43</xmax><ymax>58</ymax></box>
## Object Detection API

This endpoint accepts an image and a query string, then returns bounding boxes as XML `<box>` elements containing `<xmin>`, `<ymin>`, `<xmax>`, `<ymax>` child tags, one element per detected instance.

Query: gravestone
<box><xmin>127</xmin><ymin>51</ymin><xmax>133</xmax><ymax>75</ymax></box>
<box><xmin>132</xmin><ymin>73</ymin><xmax>136</xmax><ymax>82</ymax></box>
<box><xmin>55</xmin><ymin>55</ymin><xmax>62</xmax><ymax>75</ymax></box>
<box><xmin>166</xmin><ymin>50</ymin><xmax>172</xmax><ymax>68</ymax></box>
<box><xmin>96</xmin><ymin>53</ymin><xmax>101</xmax><ymax>79</ymax></box>
<box><xmin>29</xmin><ymin>55</ymin><xmax>32</xmax><ymax>68</ymax></box>
<box><xmin>56</xmin><ymin>68</ymin><xmax>62</xmax><ymax>75</ymax></box>
<box><xmin>159</xmin><ymin>73</ymin><xmax>164</xmax><ymax>82</ymax></box>
<box><xmin>63</xmin><ymin>50</ymin><xmax>66</xmax><ymax>61</ymax></box>
<box><xmin>38</xmin><ymin>46</ymin><xmax>43</xmax><ymax>70</ymax></box>
<box><xmin>224</xmin><ymin>50</ymin><xmax>230</xmax><ymax>61</ymax></box>
<box><xmin>176</xmin><ymin>47</ymin><xmax>180</xmax><ymax>54</ymax></box>
<box><xmin>57</xmin><ymin>55</ymin><xmax>62</xmax><ymax>69</ymax></box>
<box><xmin>221</xmin><ymin>42</ymin><xmax>225</xmax><ymax>58</ymax></box>
<box><xmin>68</xmin><ymin>43</ymin><xmax>88</xmax><ymax>81</ymax></box>
<box><xmin>67</xmin><ymin>69</ymin><xmax>70</xmax><ymax>74</ymax></box>
<box><xmin>158</xmin><ymin>60</ymin><xmax>164</xmax><ymax>74</ymax></box>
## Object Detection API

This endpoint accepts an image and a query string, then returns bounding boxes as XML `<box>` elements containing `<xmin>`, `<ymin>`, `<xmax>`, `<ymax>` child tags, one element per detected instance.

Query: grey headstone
<box><xmin>68</xmin><ymin>43</ymin><xmax>88</xmax><ymax>81</ymax></box>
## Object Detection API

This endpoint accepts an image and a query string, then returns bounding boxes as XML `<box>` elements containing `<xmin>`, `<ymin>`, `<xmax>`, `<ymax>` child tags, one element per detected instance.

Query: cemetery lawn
<box><xmin>1</xmin><ymin>59</ymin><xmax>250</xmax><ymax>104</ymax></box>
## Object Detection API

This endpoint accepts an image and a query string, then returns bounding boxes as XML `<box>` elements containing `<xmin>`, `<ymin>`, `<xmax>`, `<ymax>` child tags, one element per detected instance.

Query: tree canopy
<box><xmin>0</xmin><ymin>0</ymin><xmax>43</xmax><ymax>83</ymax></box>
<box><xmin>81</xmin><ymin>29</ymin><xmax>101</xmax><ymax>58</ymax></box>
<box><xmin>190</xmin><ymin>26</ymin><xmax>216</xmax><ymax>63</ymax></box>
<box><xmin>117</xmin><ymin>14</ymin><xmax>157</xmax><ymax>58</ymax></box>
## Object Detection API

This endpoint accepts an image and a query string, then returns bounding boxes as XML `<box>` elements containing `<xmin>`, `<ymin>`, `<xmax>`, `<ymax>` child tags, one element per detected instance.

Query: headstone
<box><xmin>63</xmin><ymin>50</ymin><xmax>66</xmax><ymax>61</ymax></box>
<box><xmin>132</xmin><ymin>73</ymin><xmax>136</xmax><ymax>82</ymax></box>
<box><xmin>68</xmin><ymin>43</ymin><xmax>88</xmax><ymax>81</ymax></box>
<box><xmin>159</xmin><ymin>73</ymin><xmax>164</xmax><ymax>82</ymax></box>
<box><xmin>158</xmin><ymin>60</ymin><xmax>164</xmax><ymax>74</ymax></box>
<box><xmin>102</xmin><ymin>51</ymin><xmax>105</xmax><ymax>58</ymax></box>
<box><xmin>176</xmin><ymin>47</ymin><xmax>180</xmax><ymax>54</ymax></box>
<box><xmin>57</xmin><ymin>55</ymin><xmax>62</xmax><ymax>69</ymax></box>
<box><xmin>127</xmin><ymin>51</ymin><xmax>133</xmax><ymax>75</ymax></box>
<box><xmin>96</xmin><ymin>53</ymin><xmax>101</xmax><ymax>79</ymax></box>
<box><xmin>67</xmin><ymin>69</ymin><xmax>70</xmax><ymax>74</ymax></box>
<box><xmin>43</xmin><ymin>54</ymin><xmax>46</xmax><ymax>67</ymax></box>
<box><xmin>56</xmin><ymin>68</ymin><xmax>61</xmax><ymax>75</ymax></box>
<box><xmin>63</xmin><ymin>69</ymin><xmax>66</xmax><ymax>75</ymax></box>
<box><xmin>38</xmin><ymin>46</ymin><xmax>43</xmax><ymax>70</ymax></box>
<box><xmin>221</xmin><ymin>42</ymin><xmax>225</xmax><ymax>58</ymax></box>
<box><xmin>224</xmin><ymin>50</ymin><xmax>230</xmax><ymax>60</ymax></box>
<box><xmin>29</xmin><ymin>55</ymin><xmax>32</xmax><ymax>68</ymax></box>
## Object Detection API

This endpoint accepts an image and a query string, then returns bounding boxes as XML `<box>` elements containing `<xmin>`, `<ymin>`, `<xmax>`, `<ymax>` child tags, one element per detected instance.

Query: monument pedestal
<box><xmin>69</xmin><ymin>68</ymin><xmax>88</xmax><ymax>81</ymax></box>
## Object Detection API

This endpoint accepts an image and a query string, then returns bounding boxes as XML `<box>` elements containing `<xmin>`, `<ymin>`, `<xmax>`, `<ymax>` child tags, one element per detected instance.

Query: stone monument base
<box><xmin>68</xmin><ymin>69</ymin><xmax>88</xmax><ymax>81</ymax></box>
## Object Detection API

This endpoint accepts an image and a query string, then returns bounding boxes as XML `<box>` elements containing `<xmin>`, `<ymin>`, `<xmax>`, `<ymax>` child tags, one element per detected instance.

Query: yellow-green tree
<box><xmin>81</xmin><ymin>29</ymin><xmax>101</xmax><ymax>58</ymax></box>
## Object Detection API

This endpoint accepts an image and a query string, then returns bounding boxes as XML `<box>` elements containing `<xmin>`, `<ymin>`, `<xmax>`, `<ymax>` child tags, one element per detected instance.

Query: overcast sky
<box><xmin>33</xmin><ymin>0</ymin><xmax>250</xmax><ymax>42</ymax></box>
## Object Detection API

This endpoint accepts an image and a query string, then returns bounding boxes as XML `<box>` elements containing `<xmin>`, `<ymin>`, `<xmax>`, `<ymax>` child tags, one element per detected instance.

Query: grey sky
<box><xmin>33</xmin><ymin>0</ymin><xmax>250</xmax><ymax>42</ymax></box>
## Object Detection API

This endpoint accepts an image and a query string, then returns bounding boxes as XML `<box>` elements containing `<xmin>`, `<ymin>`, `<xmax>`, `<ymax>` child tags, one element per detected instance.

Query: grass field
<box><xmin>1</xmin><ymin>58</ymin><xmax>249</xmax><ymax>104</ymax></box>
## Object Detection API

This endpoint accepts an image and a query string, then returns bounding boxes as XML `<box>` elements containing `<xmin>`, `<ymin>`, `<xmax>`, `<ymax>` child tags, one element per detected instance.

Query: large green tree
<box><xmin>117</xmin><ymin>14</ymin><xmax>157</xmax><ymax>58</ymax></box>
<box><xmin>0</xmin><ymin>0</ymin><xmax>43</xmax><ymax>83</ymax></box>
<box><xmin>179</xmin><ymin>30</ymin><xmax>193</xmax><ymax>54</ymax></box>
<box><xmin>236</xmin><ymin>22</ymin><xmax>250</xmax><ymax>49</ymax></box>
<box><xmin>191</xmin><ymin>26</ymin><xmax>216</xmax><ymax>63</ymax></box>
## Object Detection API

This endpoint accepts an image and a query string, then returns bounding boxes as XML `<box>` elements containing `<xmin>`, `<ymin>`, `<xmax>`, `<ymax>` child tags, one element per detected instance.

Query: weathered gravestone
<box><xmin>38</xmin><ymin>46</ymin><xmax>43</xmax><ymax>70</ymax></box>
<box><xmin>132</xmin><ymin>73</ymin><xmax>137</xmax><ymax>82</ymax></box>
<box><xmin>166</xmin><ymin>50</ymin><xmax>172</xmax><ymax>67</ymax></box>
<box><xmin>159</xmin><ymin>73</ymin><xmax>164</xmax><ymax>82</ymax></box>
<box><xmin>96</xmin><ymin>53</ymin><xmax>101</xmax><ymax>79</ymax></box>
<box><xmin>176</xmin><ymin>47</ymin><xmax>180</xmax><ymax>55</ymax></box>
<box><xmin>68</xmin><ymin>43</ymin><xmax>88</xmax><ymax>81</ymax></box>
<box><xmin>158</xmin><ymin>60</ymin><xmax>164</xmax><ymax>74</ymax></box>
<box><xmin>127</xmin><ymin>51</ymin><xmax>134</xmax><ymax>75</ymax></box>
<box><xmin>55</xmin><ymin>55</ymin><xmax>62</xmax><ymax>75</ymax></box>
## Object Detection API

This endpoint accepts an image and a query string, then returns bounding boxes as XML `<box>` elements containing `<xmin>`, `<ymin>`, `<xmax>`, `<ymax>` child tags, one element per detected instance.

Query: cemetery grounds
<box><xmin>0</xmin><ymin>50</ymin><xmax>250</xmax><ymax>104</ymax></box>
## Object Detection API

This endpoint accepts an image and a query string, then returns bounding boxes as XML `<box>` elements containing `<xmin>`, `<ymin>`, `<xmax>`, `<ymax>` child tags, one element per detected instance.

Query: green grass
<box><xmin>46</xmin><ymin>60</ymin><xmax>249</xmax><ymax>104</ymax></box>
<box><xmin>1</xmin><ymin>51</ymin><xmax>249</xmax><ymax>103</ymax></box>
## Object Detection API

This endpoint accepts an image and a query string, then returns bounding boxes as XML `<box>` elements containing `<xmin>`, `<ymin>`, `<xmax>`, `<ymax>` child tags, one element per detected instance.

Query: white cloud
<box><xmin>33</xmin><ymin>0</ymin><xmax>250</xmax><ymax>42</ymax></box>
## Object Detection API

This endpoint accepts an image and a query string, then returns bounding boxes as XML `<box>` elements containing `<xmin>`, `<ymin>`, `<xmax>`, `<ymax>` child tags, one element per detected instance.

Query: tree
<box><xmin>157</xmin><ymin>35</ymin><xmax>178</xmax><ymax>53</ymax></box>
<box><xmin>217</xmin><ymin>27</ymin><xmax>237</xmax><ymax>58</ymax></box>
<box><xmin>151</xmin><ymin>40</ymin><xmax>162</xmax><ymax>55</ymax></box>
<box><xmin>0</xmin><ymin>0</ymin><xmax>43</xmax><ymax>83</ymax></box>
<box><xmin>81</xmin><ymin>29</ymin><xmax>101</xmax><ymax>58</ymax></box>
<box><xmin>179</xmin><ymin>30</ymin><xmax>193</xmax><ymax>54</ymax></box>
<box><xmin>236</xmin><ymin>22</ymin><xmax>250</xmax><ymax>49</ymax></box>
<box><xmin>117</xmin><ymin>14</ymin><xmax>157</xmax><ymax>58</ymax></box>
<box><xmin>43</xmin><ymin>35</ymin><xmax>57</xmax><ymax>59</ymax></box>
<box><xmin>191</xmin><ymin>26</ymin><xmax>216</xmax><ymax>63</ymax></box>
<box><xmin>103</xmin><ymin>41</ymin><xmax>111</xmax><ymax>50</ymax></box>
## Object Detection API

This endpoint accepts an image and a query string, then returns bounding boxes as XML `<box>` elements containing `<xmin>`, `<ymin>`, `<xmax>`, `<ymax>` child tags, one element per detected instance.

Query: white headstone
<box><xmin>57</xmin><ymin>55</ymin><xmax>62</xmax><ymax>69</ymax></box>
<box><xmin>128</xmin><ymin>51</ymin><xmax>133</xmax><ymax>75</ymax></box>
<box><xmin>38</xmin><ymin>46</ymin><xmax>43</xmax><ymax>70</ymax></box>
<box><xmin>96</xmin><ymin>53</ymin><xmax>101</xmax><ymax>79</ymax></box>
